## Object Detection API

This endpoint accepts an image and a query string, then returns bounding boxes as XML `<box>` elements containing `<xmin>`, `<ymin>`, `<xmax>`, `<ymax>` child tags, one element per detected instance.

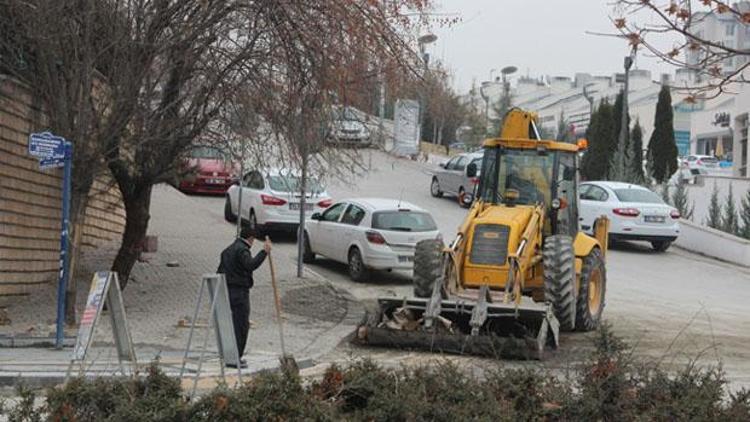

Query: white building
<box><xmin>687</xmin><ymin>2</ymin><xmax>750</xmax><ymax>76</ymax></box>
<box><xmin>471</xmin><ymin>70</ymin><xmax>692</xmax><ymax>157</ymax></box>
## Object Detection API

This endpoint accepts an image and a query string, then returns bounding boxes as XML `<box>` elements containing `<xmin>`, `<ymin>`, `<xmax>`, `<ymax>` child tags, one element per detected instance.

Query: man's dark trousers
<box><xmin>228</xmin><ymin>286</ymin><xmax>250</xmax><ymax>356</ymax></box>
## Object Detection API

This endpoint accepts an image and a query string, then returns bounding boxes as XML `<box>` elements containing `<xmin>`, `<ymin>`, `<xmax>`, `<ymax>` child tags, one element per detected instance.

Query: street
<box><xmin>189</xmin><ymin>150</ymin><xmax>750</xmax><ymax>389</ymax></box>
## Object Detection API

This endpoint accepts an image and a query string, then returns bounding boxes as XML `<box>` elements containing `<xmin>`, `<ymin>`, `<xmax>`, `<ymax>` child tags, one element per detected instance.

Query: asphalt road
<box><xmin>190</xmin><ymin>150</ymin><xmax>750</xmax><ymax>389</ymax></box>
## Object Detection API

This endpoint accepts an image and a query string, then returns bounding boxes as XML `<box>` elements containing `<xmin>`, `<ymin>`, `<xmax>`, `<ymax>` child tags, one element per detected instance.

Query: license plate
<box><xmin>398</xmin><ymin>255</ymin><xmax>414</xmax><ymax>263</ymax></box>
<box><xmin>644</xmin><ymin>215</ymin><xmax>665</xmax><ymax>223</ymax></box>
<box><xmin>206</xmin><ymin>178</ymin><xmax>224</xmax><ymax>184</ymax></box>
<box><xmin>289</xmin><ymin>203</ymin><xmax>314</xmax><ymax>211</ymax></box>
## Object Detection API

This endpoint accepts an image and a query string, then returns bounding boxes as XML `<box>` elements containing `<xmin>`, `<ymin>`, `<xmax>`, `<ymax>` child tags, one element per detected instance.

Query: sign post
<box><xmin>28</xmin><ymin>132</ymin><xmax>73</xmax><ymax>349</ymax></box>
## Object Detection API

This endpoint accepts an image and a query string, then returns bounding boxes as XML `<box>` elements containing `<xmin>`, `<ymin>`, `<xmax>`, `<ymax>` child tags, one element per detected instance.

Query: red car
<box><xmin>178</xmin><ymin>147</ymin><xmax>238</xmax><ymax>195</ymax></box>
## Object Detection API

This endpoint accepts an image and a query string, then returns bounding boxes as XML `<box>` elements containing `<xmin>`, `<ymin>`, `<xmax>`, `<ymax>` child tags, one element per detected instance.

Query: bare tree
<box><xmin>612</xmin><ymin>1</ymin><xmax>750</xmax><ymax>99</ymax></box>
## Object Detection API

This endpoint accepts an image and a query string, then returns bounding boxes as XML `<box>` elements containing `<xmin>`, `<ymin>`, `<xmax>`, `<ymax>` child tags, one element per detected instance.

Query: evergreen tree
<box><xmin>740</xmin><ymin>187</ymin><xmax>750</xmax><ymax>239</ymax></box>
<box><xmin>660</xmin><ymin>183</ymin><xmax>670</xmax><ymax>204</ymax></box>
<box><xmin>581</xmin><ymin>99</ymin><xmax>616</xmax><ymax>180</ymax></box>
<box><xmin>491</xmin><ymin>89</ymin><xmax>513</xmax><ymax>135</ymax></box>
<box><xmin>609</xmin><ymin>90</ymin><xmax>632</xmax><ymax>182</ymax></box>
<box><xmin>722</xmin><ymin>183</ymin><xmax>740</xmax><ymax>235</ymax></box>
<box><xmin>671</xmin><ymin>182</ymin><xmax>694</xmax><ymax>221</ymax></box>
<box><xmin>648</xmin><ymin>85</ymin><xmax>679</xmax><ymax>183</ymax></box>
<box><xmin>705</xmin><ymin>182</ymin><xmax>722</xmax><ymax>229</ymax></box>
<box><xmin>630</xmin><ymin>120</ymin><xmax>646</xmax><ymax>184</ymax></box>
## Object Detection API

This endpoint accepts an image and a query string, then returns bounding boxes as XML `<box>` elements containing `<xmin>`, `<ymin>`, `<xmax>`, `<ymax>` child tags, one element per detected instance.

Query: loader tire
<box><xmin>413</xmin><ymin>239</ymin><xmax>443</xmax><ymax>298</ymax></box>
<box><xmin>543</xmin><ymin>235</ymin><xmax>577</xmax><ymax>332</ymax></box>
<box><xmin>576</xmin><ymin>248</ymin><xmax>606</xmax><ymax>332</ymax></box>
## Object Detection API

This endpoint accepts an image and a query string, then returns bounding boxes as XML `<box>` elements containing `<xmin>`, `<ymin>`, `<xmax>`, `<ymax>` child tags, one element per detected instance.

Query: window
<box><xmin>726</xmin><ymin>23</ymin><xmax>735</xmax><ymax>36</ymax></box>
<box><xmin>321</xmin><ymin>202</ymin><xmax>347</xmax><ymax>222</ymax></box>
<box><xmin>581</xmin><ymin>185</ymin><xmax>609</xmax><ymax>201</ymax></box>
<box><xmin>555</xmin><ymin>153</ymin><xmax>578</xmax><ymax>236</ymax></box>
<box><xmin>267</xmin><ymin>175</ymin><xmax>324</xmax><ymax>193</ymax></box>
<box><xmin>371</xmin><ymin>211</ymin><xmax>437</xmax><ymax>232</ymax></box>
<box><xmin>445</xmin><ymin>157</ymin><xmax>459</xmax><ymax>170</ymax></box>
<box><xmin>244</xmin><ymin>171</ymin><xmax>264</xmax><ymax>189</ymax></box>
<box><xmin>341</xmin><ymin>204</ymin><xmax>366</xmax><ymax>226</ymax></box>
<box><xmin>478</xmin><ymin>148</ymin><xmax>554</xmax><ymax>206</ymax></box>
<box><xmin>454</xmin><ymin>156</ymin><xmax>469</xmax><ymax>171</ymax></box>
<box><xmin>613</xmin><ymin>188</ymin><xmax>663</xmax><ymax>204</ymax></box>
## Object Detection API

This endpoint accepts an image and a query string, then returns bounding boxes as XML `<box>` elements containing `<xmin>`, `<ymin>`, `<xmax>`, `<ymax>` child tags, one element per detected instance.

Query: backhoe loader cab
<box><xmin>357</xmin><ymin>109</ymin><xmax>610</xmax><ymax>359</ymax></box>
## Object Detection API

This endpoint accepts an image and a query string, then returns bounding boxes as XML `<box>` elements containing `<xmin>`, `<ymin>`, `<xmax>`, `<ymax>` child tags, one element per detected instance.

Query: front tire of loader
<box><xmin>413</xmin><ymin>239</ymin><xmax>443</xmax><ymax>297</ymax></box>
<box><xmin>543</xmin><ymin>235</ymin><xmax>577</xmax><ymax>332</ymax></box>
<box><xmin>576</xmin><ymin>248</ymin><xmax>606</xmax><ymax>331</ymax></box>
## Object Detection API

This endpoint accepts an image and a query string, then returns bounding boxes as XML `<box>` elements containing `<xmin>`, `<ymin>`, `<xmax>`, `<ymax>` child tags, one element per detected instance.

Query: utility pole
<box><xmin>611</xmin><ymin>50</ymin><xmax>636</xmax><ymax>182</ymax></box>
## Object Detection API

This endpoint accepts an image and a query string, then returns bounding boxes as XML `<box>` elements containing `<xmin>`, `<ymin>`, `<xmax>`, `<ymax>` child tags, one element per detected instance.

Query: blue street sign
<box><xmin>29</xmin><ymin>132</ymin><xmax>66</xmax><ymax>159</ymax></box>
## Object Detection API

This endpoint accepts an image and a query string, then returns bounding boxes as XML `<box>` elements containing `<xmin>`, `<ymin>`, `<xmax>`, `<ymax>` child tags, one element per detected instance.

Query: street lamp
<box><xmin>582</xmin><ymin>82</ymin><xmax>598</xmax><ymax>120</ymax></box>
<box><xmin>418</xmin><ymin>33</ymin><xmax>437</xmax><ymax>144</ymax></box>
<box><xmin>479</xmin><ymin>81</ymin><xmax>491</xmax><ymax>134</ymax></box>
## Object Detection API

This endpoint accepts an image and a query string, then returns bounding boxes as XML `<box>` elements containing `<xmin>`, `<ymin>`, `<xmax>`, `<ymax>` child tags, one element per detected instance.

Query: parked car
<box><xmin>302</xmin><ymin>198</ymin><xmax>441</xmax><ymax>282</ymax></box>
<box><xmin>178</xmin><ymin>147</ymin><xmax>237</xmax><ymax>195</ymax></box>
<box><xmin>224</xmin><ymin>169</ymin><xmax>332</xmax><ymax>233</ymax></box>
<box><xmin>684</xmin><ymin>154</ymin><xmax>719</xmax><ymax>175</ymax></box>
<box><xmin>431</xmin><ymin>152</ymin><xmax>483</xmax><ymax>207</ymax></box>
<box><xmin>579</xmin><ymin>181</ymin><xmax>680</xmax><ymax>252</ymax></box>
<box><xmin>328</xmin><ymin>106</ymin><xmax>371</xmax><ymax>147</ymax></box>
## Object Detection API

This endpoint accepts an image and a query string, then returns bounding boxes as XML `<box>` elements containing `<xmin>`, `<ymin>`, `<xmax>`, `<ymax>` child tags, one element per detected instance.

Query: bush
<box><xmin>3</xmin><ymin>331</ymin><xmax>749</xmax><ymax>421</ymax></box>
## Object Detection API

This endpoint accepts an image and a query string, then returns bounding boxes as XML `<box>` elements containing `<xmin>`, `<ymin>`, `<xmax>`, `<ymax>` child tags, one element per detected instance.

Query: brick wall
<box><xmin>0</xmin><ymin>78</ymin><xmax>125</xmax><ymax>296</ymax></box>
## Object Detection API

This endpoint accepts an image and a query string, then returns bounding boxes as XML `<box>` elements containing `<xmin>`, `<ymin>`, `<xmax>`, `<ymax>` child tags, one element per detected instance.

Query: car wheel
<box><xmin>348</xmin><ymin>247</ymin><xmax>370</xmax><ymax>282</ymax></box>
<box><xmin>430</xmin><ymin>177</ymin><xmax>443</xmax><ymax>198</ymax></box>
<box><xmin>246</xmin><ymin>210</ymin><xmax>263</xmax><ymax>235</ymax></box>
<box><xmin>302</xmin><ymin>232</ymin><xmax>315</xmax><ymax>263</ymax></box>
<box><xmin>458</xmin><ymin>187</ymin><xmax>471</xmax><ymax>208</ymax></box>
<box><xmin>651</xmin><ymin>240</ymin><xmax>671</xmax><ymax>252</ymax></box>
<box><xmin>224</xmin><ymin>196</ymin><xmax>237</xmax><ymax>223</ymax></box>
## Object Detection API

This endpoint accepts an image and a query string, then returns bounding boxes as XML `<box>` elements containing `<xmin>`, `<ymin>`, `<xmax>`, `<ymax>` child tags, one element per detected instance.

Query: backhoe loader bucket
<box><xmin>355</xmin><ymin>294</ymin><xmax>559</xmax><ymax>360</ymax></box>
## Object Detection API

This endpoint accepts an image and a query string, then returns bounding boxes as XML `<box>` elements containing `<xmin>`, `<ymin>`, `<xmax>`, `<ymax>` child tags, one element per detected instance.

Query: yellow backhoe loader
<box><xmin>356</xmin><ymin>109</ymin><xmax>610</xmax><ymax>359</ymax></box>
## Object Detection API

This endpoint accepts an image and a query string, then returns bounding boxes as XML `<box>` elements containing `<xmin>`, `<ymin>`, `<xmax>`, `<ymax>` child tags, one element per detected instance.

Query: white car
<box><xmin>579</xmin><ymin>181</ymin><xmax>680</xmax><ymax>252</ymax></box>
<box><xmin>224</xmin><ymin>169</ymin><xmax>332</xmax><ymax>233</ymax></box>
<box><xmin>684</xmin><ymin>154</ymin><xmax>719</xmax><ymax>175</ymax></box>
<box><xmin>302</xmin><ymin>198</ymin><xmax>441</xmax><ymax>281</ymax></box>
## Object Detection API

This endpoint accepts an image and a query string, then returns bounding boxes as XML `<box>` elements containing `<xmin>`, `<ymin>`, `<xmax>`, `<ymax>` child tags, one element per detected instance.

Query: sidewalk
<box><xmin>0</xmin><ymin>185</ymin><xmax>363</xmax><ymax>387</ymax></box>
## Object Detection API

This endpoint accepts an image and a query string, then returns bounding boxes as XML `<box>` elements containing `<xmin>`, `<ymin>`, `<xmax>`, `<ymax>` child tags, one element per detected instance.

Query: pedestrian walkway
<box><xmin>0</xmin><ymin>185</ymin><xmax>363</xmax><ymax>387</ymax></box>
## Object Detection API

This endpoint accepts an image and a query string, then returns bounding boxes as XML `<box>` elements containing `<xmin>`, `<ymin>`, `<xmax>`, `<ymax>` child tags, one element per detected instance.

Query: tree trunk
<box><xmin>63</xmin><ymin>184</ymin><xmax>93</xmax><ymax>326</ymax></box>
<box><xmin>111</xmin><ymin>185</ymin><xmax>153</xmax><ymax>289</ymax></box>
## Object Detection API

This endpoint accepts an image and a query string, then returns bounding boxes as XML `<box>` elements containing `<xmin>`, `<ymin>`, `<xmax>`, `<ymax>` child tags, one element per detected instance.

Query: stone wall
<box><xmin>0</xmin><ymin>78</ymin><xmax>125</xmax><ymax>296</ymax></box>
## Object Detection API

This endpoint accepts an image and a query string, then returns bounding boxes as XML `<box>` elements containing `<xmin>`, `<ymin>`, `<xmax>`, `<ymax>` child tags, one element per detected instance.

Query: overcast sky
<box><xmin>428</xmin><ymin>0</ymin><xmax>682</xmax><ymax>92</ymax></box>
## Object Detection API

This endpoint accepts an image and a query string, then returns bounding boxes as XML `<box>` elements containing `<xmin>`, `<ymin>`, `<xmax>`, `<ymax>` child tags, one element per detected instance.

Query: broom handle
<box><xmin>266</xmin><ymin>236</ymin><xmax>286</xmax><ymax>356</ymax></box>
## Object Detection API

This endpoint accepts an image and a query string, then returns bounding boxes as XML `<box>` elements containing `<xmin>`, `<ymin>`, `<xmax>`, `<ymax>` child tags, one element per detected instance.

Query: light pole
<box><xmin>500</xmin><ymin>65</ymin><xmax>517</xmax><ymax>115</ymax></box>
<box><xmin>582</xmin><ymin>82</ymin><xmax>598</xmax><ymax>118</ymax></box>
<box><xmin>479</xmin><ymin>81</ymin><xmax>491</xmax><ymax>135</ymax></box>
<box><xmin>418</xmin><ymin>33</ymin><xmax>437</xmax><ymax>145</ymax></box>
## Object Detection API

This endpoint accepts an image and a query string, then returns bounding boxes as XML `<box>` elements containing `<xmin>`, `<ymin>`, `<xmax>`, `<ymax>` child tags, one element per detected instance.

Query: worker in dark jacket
<box><xmin>217</xmin><ymin>225</ymin><xmax>271</xmax><ymax>368</ymax></box>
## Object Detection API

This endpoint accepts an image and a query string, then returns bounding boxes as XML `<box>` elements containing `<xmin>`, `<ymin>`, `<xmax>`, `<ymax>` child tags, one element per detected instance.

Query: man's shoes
<box><xmin>226</xmin><ymin>359</ymin><xmax>247</xmax><ymax>369</ymax></box>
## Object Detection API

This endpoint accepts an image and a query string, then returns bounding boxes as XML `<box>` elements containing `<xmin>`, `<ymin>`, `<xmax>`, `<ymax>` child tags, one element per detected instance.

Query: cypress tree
<box><xmin>609</xmin><ymin>90</ymin><xmax>632</xmax><ymax>181</ymax></box>
<box><xmin>705</xmin><ymin>182</ymin><xmax>722</xmax><ymax>229</ymax></box>
<box><xmin>581</xmin><ymin>99</ymin><xmax>616</xmax><ymax>180</ymax></box>
<box><xmin>671</xmin><ymin>182</ymin><xmax>694</xmax><ymax>221</ymax></box>
<box><xmin>740</xmin><ymin>187</ymin><xmax>750</xmax><ymax>239</ymax></box>
<box><xmin>556</xmin><ymin>110</ymin><xmax>569</xmax><ymax>142</ymax></box>
<box><xmin>630</xmin><ymin>120</ymin><xmax>646</xmax><ymax>184</ymax></box>
<box><xmin>722</xmin><ymin>183</ymin><xmax>740</xmax><ymax>235</ymax></box>
<box><xmin>648</xmin><ymin>85</ymin><xmax>678</xmax><ymax>183</ymax></box>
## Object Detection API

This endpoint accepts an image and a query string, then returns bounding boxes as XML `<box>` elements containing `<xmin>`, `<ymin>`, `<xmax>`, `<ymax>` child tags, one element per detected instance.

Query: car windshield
<box><xmin>267</xmin><ymin>175</ymin><xmax>324</xmax><ymax>193</ymax></box>
<box><xmin>190</xmin><ymin>147</ymin><xmax>225</xmax><ymax>159</ymax></box>
<box><xmin>699</xmin><ymin>157</ymin><xmax>718</xmax><ymax>163</ymax></box>
<box><xmin>614</xmin><ymin>188</ymin><xmax>664</xmax><ymax>204</ymax></box>
<box><xmin>371</xmin><ymin>211</ymin><xmax>437</xmax><ymax>232</ymax></box>
<box><xmin>479</xmin><ymin>148</ymin><xmax>554</xmax><ymax>205</ymax></box>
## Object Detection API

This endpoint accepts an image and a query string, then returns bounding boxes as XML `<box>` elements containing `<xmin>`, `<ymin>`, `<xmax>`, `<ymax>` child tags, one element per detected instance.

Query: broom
<box><xmin>266</xmin><ymin>236</ymin><xmax>298</xmax><ymax>375</ymax></box>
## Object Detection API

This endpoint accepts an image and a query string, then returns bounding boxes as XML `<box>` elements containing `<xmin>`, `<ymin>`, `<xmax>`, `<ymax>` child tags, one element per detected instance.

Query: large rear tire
<box><xmin>543</xmin><ymin>235</ymin><xmax>577</xmax><ymax>332</ymax></box>
<box><xmin>413</xmin><ymin>239</ymin><xmax>443</xmax><ymax>297</ymax></box>
<box><xmin>576</xmin><ymin>248</ymin><xmax>606</xmax><ymax>331</ymax></box>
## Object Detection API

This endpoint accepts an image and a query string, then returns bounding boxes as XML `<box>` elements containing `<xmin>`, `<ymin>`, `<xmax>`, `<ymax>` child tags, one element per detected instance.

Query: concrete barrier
<box><xmin>674</xmin><ymin>219</ymin><xmax>750</xmax><ymax>267</ymax></box>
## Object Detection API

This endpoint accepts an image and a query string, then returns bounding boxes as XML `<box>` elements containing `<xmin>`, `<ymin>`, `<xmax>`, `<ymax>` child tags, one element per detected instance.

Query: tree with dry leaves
<box><xmin>612</xmin><ymin>0</ymin><xmax>750</xmax><ymax>100</ymax></box>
